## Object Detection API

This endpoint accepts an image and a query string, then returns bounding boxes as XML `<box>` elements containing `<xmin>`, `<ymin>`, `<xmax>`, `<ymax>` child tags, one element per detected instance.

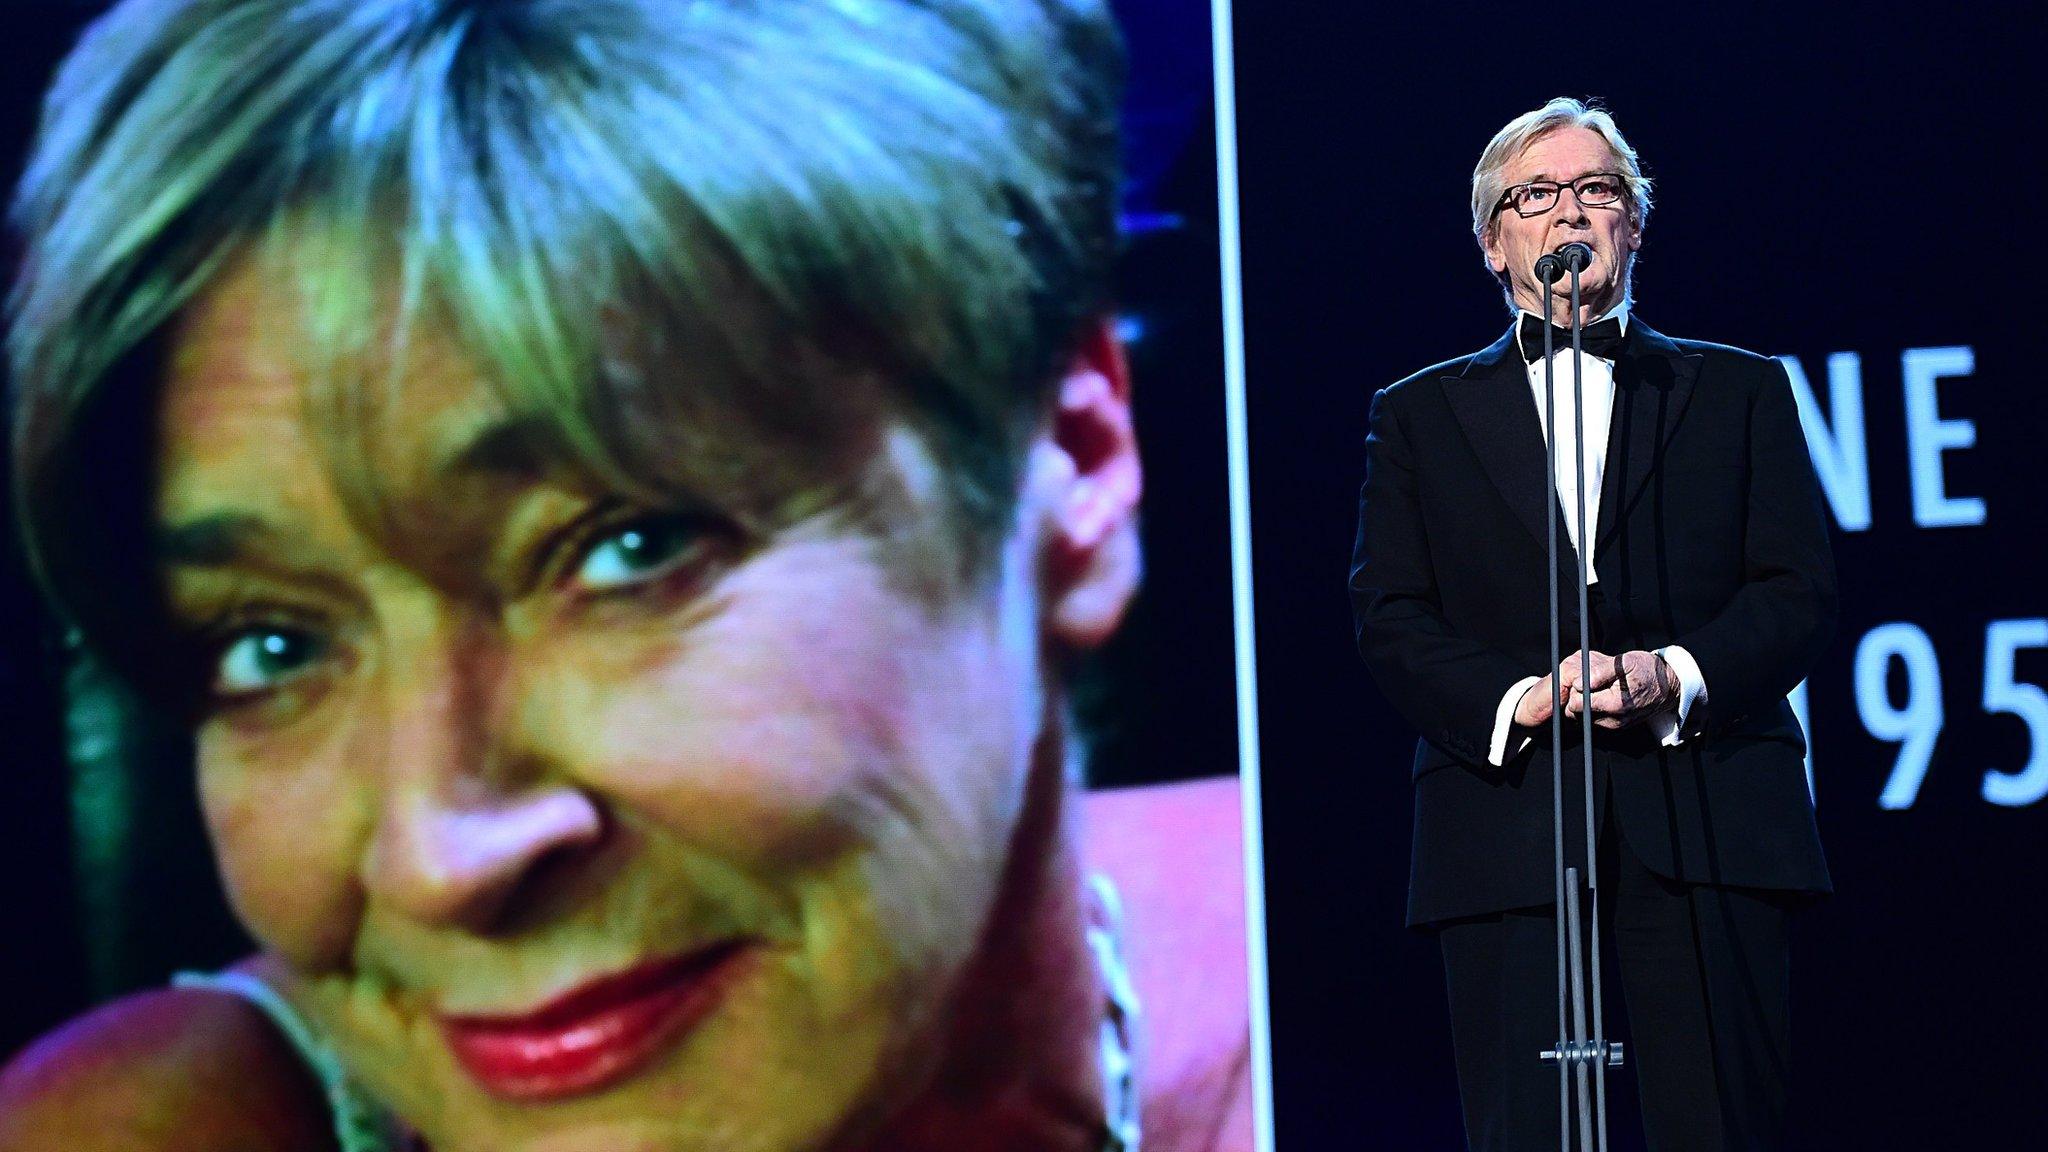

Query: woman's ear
<box><xmin>1038</xmin><ymin>316</ymin><xmax>1141</xmax><ymax>651</ymax></box>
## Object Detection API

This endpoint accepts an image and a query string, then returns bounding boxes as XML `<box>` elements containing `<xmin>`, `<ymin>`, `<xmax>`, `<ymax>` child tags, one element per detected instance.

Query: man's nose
<box><xmin>357</xmin><ymin>625</ymin><xmax>604</xmax><ymax>932</ymax></box>
<box><xmin>1554</xmin><ymin>186</ymin><xmax>1593</xmax><ymax>227</ymax></box>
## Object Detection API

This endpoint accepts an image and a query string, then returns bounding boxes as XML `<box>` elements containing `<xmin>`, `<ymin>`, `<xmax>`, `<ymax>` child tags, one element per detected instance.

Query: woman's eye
<box><xmin>569</xmin><ymin>516</ymin><xmax>708</xmax><ymax>593</ymax></box>
<box><xmin>214</xmin><ymin>627</ymin><xmax>327</xmax><ymax>696</ymax></box>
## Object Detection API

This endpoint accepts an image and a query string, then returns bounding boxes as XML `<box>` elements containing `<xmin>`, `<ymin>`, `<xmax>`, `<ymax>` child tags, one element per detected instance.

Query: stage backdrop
<box><xmin>1235</xmin><ymin>1</ymin><xmax>2044</xmax><ymax>1147</ymax></box>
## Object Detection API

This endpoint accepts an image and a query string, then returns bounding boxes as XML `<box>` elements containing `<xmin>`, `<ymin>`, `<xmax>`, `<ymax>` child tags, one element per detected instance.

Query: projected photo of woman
<box><xmin>0</xmin><ymin>1</ymin><xmax>1253</xmax><ymax>1149</ymax></box>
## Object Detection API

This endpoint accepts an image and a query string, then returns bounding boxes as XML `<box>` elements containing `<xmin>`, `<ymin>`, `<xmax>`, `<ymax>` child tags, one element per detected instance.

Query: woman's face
<box><xmin>151</xmin><ymin>256</ymin><xmax>1067</xmax><ymax>1151</ymax></box>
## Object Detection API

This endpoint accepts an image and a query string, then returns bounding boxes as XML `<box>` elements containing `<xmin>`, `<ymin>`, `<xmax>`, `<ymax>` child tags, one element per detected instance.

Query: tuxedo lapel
<box><xmin>1442</xmin><ymin>326</ymin><xmax>1575</xmax><ymax>579</ymax></box>
<box><xmin>1595</xmin><ymin>320</ymin><xmax>1701</xmax><ymax>558</ymax></box>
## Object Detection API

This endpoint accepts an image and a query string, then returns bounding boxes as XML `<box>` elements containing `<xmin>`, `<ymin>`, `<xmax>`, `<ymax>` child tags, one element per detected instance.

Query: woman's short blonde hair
<box><xmin>1470</xmin><ymin>97</ymin><xmax>1652</xmax><ymax>296</ymax></box>
<box><xmin>9</xmin><ymin>0</ymin><xmax>1125</xmax><ymax>667</ymax></box>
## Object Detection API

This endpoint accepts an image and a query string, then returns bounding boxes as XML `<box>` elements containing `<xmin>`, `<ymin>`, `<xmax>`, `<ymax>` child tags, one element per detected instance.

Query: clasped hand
<box><xmin>1513</xmin><ymin>650</ymin><xmax>1676</xmax><ymax>731</ymax></box>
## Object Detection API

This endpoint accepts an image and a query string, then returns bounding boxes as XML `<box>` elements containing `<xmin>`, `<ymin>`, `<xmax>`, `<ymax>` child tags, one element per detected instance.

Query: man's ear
<box><xmin>1039</xmin><ymin>315</ymin><xmax>1141</xmax><ymax>651</ymax></box>
<box><xmin>1482</xmin><ymin>222</ymin><xmax>1507</xmax><ymax>275</ymax></box>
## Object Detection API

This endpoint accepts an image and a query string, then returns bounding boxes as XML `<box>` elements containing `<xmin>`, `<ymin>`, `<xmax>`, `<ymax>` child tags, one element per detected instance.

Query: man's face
<box><xmin>152</xmin><ymin>253</ymin><xmax>1089</xmax><ymax>1151</ymax></box>
<box><xmin>1483</xmin><ymin>126</ymin><xmax>1641</xmax><ymax>318</ymax></box>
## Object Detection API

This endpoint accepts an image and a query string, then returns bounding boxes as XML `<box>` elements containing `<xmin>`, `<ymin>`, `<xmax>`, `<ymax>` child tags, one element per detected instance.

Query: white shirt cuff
<box><xmin>1490</xmin><ymin>675</ymin><xmax>1544</xmax><ymax>766</ymax></box>
<box><xmin>1648</xmin><ymin>644</ymin><xmax>1708</xmax><ymax>745</ymax></box>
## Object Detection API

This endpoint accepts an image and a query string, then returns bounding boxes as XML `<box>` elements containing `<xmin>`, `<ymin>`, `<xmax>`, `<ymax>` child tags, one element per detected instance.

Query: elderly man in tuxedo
<box><xmin>1349</xmin><ymin>97</ymin><xmax>1836</xmax><ymax>1151</ymax></box>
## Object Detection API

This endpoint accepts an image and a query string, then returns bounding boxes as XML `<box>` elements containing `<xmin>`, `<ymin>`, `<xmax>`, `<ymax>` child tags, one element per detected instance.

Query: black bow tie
<box><xmin>1519</xmin><ymin>314</ymin><xmax>1626</xmax><ymax>362</ymax></box>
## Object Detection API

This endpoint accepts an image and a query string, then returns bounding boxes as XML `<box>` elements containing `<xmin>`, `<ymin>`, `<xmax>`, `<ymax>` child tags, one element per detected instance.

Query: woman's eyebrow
<box><xmin>153</xmin><ymin>420</ymin><xmax>569</xmax><ymax>575</ymax></box>
<box><xmin>433</xmin><ymin>415</ymin><xmax>555</xmax><ymax>485</ymax></box>
<box><xmin>154</xmin><ymin>510</ymin><xmax>279</xmax><ymax>568</ymax></box>
<box><xmin>154</xmin><ymin>508</ymin><xmax>358</xmax><ymax>583</ymax></box>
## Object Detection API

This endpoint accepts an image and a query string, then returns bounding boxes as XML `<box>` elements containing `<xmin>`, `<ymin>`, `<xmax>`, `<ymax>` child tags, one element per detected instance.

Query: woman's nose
<box><xmin>361</xmin><ymin>785</ymin><xmax>604</xmax><ymax>931</ymax></box>
<box><xmin>356</xmin><ymin>625</ymin><xmax>605</xmax><ymax>931</ymax></box>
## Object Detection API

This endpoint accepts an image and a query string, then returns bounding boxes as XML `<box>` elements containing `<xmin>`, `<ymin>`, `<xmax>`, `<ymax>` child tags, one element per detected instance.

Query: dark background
<box><xmin>1234</xmin><ymin>0</ymin><xmax>2048</xmax><ymax>1147</ymax></box>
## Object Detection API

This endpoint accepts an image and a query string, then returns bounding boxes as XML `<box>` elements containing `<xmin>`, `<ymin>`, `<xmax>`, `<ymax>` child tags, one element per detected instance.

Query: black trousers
<box><xmin>1437</xmin><ymin>797</ymin><xmax>1796</xmax><ymax>1152</ymax></box>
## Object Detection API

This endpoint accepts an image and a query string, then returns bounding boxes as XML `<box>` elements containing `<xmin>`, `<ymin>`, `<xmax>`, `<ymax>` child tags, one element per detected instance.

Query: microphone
<box><xmin>1557</xmin><ymin>242</ymin><xmax>1594</xmax><ymax>272</ymax></box>
<box><xmin>1534</xmin><ymin>253</ymin><xmax>1565</xmax><ymax>284</ymax></box>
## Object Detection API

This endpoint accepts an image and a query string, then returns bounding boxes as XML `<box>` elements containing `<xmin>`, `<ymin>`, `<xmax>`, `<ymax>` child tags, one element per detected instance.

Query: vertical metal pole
<box><xmin>1542</xmin><ymin>286</ymin><xmax>1570</xmax><ymax>1152</ymax></box>
<box><xmin>1568</xmin><ymin>268</ymin><xmax>1612</xmax><ymax>1150</ymax></box>
<box><xmin>1565</xmin><ymin>869</ymin><xmax>1593</xmax><ymax>1152</ymax></box>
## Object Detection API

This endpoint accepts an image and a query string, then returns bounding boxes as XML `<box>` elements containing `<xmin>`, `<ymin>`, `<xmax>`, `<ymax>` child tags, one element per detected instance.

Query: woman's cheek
<box><xmin>558</xmin><ymin>659</ymin><xmax>902</xmax><ymax>865</ymax></box>
<box><xmin>537</xmin><ymin>594</ymin><xmax>936</xmax><ymax>863</ymax></box>
<box><xmin>197</xmin><ymin>729</ymin><xmax>366</xmax><ymax>967</ymax></box>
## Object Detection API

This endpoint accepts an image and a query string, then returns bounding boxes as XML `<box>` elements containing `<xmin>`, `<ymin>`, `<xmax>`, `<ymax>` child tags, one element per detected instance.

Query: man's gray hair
<box><xmin>1469</xmin><ymin>97</ymin><xmax>1652</xmax><ymax>292</ymax></box>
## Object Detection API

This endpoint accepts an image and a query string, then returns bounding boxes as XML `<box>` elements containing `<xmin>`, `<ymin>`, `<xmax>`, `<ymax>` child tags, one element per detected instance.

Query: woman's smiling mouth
<box><xmin>436</xmin><ymin>941</ymin><xmax>756</xmax><ymax>1100</ymax></box>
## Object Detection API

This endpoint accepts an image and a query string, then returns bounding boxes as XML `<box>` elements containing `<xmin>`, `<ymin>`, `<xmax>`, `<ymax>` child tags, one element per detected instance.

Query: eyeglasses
<box><xmin>1493</xmin><ymin>173</ymin><xmax>1627</xmax><ymax>219</ymax></box>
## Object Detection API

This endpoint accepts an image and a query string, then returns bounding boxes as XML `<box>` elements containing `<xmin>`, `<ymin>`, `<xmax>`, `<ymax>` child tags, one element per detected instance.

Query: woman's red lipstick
<box><xmin>438</xmin><ymin>942</ymin><xmax>750</xmax><ymax>1100</ymax></box>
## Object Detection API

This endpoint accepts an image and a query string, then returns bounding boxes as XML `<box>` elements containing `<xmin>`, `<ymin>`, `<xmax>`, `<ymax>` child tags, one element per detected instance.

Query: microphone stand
<box><xmin>1534</xmin><ymin>251</ymin><xmax>1623</xmax><ymax>1152</ymax></box>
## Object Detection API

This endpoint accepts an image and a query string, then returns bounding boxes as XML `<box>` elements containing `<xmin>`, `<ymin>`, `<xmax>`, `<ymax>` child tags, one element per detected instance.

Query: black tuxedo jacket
<box><xmin>1350</xmin><ymin>319</ymin><xmax>1836</xmax><ymax>926</ymax></box>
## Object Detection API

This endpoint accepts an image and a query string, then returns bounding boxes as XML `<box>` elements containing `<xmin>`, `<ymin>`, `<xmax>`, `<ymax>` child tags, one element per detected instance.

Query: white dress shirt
<box><xmin>1486</xmin><ymin>304</ymin><xmax>1708</xmax><ymax>766</ymax></box>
